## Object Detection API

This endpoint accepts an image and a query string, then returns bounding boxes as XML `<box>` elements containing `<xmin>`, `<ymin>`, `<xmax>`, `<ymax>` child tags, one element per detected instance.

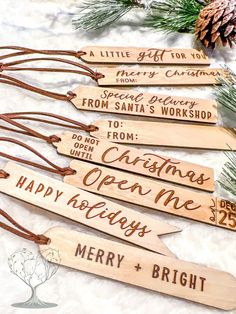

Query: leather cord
<box><xmin>0</xmin><ymin>208</ymin><xmax>49</xmax><ymax>245</ymax></box>
<box><xmin>0</xmin><ymin>56</ymin><xmax>105</xmax><ymax>100</ymax></box>
<box><xmin>0</xmin><ymin>73</ymin><xmax>76</xmax><ymax>101</ymax></box>
<box><xmin>4</xmin><ymin>111</ymin><xmax>98</xmax><ymax>131</ymax></box>
<box><xmin>0</xmin><ymin>137</ymin><xmax>76</xmax><ymax>177</ymax></box>
<box><xmin>0</xmin><ymin>45</ymin><xmax>87</xmax><ymax>60</ymax></box>
<box><xmin>0</xmin><ymin>57</ymin><xmax>104</xmax><ymax>79</ymax></box>
<box><xmin>0</xmin><ymin>112</ymin><xmax>98</xmax><ymax>143</ymax></box>
<box><xmin>0</xmin><ymin>114</ymin><xmax>60</xmax><ymax>143</ymax></box>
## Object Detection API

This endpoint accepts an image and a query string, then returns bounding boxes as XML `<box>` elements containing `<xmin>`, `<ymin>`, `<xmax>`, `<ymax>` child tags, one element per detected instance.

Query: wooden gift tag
<box><xmin>97</xmin><ymin>67</ymin><xmax>226</xmax><ymax>86</ymax></box>
<box><xmin>53</xmin><ymin>132</ymin><xmax>214</xmax><ymax>192</ymax></box>
<box><xmin>80</xmin><ymin>46</ymin><xmax>210</xmax><ymax>65</ymax></box>
<box><xmin>71</xmin><ymin>85</ymin><xmax>218</xmax><ymax>124</ymax></box>
<box><xmin>65</xmin><ymin>161</ymin><xmax>236</xmax><ymax>231</ymax></box>
<box><xmin>0</xmin><ymin>162</ymin><xmax>180</xmax><ymax>256</ymax></box>
<box><xmin>40</xmin><ymin>227</ymin><xmax>236</xmax><ymax>310</ymax></box>
<box><xmin>91</xmin><ymin>120</ymin><xmax>236</xmax><ymax>150</ymax></box>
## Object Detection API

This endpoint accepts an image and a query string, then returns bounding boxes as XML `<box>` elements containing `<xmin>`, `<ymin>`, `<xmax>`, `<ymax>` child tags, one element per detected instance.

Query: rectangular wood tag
<box><xmin>80</xmin><ymin>46</ymin><xmax>210</xmax><ymax>65</ymax></box>
<box><xmin>65</xmin><ymin>160</ymin><xmax>236</xmax><ymax>232</ymax></box>
<box><xmin>53</xmin><ymin>131</ymin><xmax>214</xmax><ymax>192</ymax></box>
<box><xmin>91</xmin><ymin>119</ymin><xmax>236</xmax><ymax>150</ymax></box>
<box><xmin>40</xmin><ymin>227</ymin><xmax>236</xmax><ymax>310</ymax></box>
<box><xmin>0</xmin><ymin>162</ymin><xmax>180</xmax><ymax>256</ymax></box>
<box><xmin>71</xmin><ymin>85</ymin><xmax>218</xmax><ymax>124</ymax></box>
<box><xmin>97</xmin><ymin>67</ymin><xmax>225</xmax><ymax>86</ymax></box>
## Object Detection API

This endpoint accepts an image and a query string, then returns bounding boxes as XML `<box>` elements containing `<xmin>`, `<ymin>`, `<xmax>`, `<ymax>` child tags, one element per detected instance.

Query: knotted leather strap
<box><xmin>0</xmin><ymin>136</ymin><xmax>76</xmax><ymax>176</ymax></box>
<box><xmin>0</xmin><ymin>45</ymin><xmax>87</xmax><ymax>60</ymax></box>
<box><xmin>0</xmin><ymin>112</ymin><xmax>98</xmax><ymax>142</ymax></box>
<box><xmin>0</xmin><ymin>208</ymin><xmax>49</xmax><ymax>245</ymax></box>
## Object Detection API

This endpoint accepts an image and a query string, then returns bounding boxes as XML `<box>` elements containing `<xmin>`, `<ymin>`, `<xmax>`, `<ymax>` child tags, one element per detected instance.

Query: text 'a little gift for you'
<box><xmin>0</xmin><ymin>47</ymin><xmax>229</xmax><ymax>86</ymax></box>
<box><xmin>0</xmin><ymin>113</ymin><xmax>235</xmax><ymax>232</ymax></box>
<box><xmin>0</xmin><ymin>137</ymin><xmax>178</xmax><ymax>256</ymax></box>
<box><xmin>0</xmin><ymin>45</ymin><xmax>210</xmax><ymax>65</ymax></box>
<box><xmin>0</xmin><ymin>210</ymin><xmax>236</xmax><ymax>310</ymax></box>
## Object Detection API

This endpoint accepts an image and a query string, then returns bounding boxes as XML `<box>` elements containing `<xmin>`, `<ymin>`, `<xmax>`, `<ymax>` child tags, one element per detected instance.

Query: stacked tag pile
<box><xmin>0</xmin><ymin>44</ymin><xmax>235</xmax><ymax>310</ymax></box>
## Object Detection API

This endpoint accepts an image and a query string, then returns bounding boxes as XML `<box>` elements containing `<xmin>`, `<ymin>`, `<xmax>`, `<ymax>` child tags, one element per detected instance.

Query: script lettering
<box><xmin>77</xmin><ymin>165</ymin><xmax>202</xmax><ymax>213</ymax></box>
<box><xmin>15</xmin><ymin>176</ymin><xmax>152</xmax><ymax>238</ymax></box>
<box><xmin>60</xmin><ymin>132</ymin><xmax>213</xmax><ymax>192</ymax></box>
<box><xmin>101</xmin><ymin>147</ymin><xmax>209</xmax><ymax>186</ymax></box>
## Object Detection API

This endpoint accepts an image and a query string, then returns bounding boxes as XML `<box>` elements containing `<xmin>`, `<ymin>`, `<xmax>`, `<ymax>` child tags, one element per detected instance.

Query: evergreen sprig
<box><xmin>144</xmin><ymin>0</ymin><xmax>203</xmax><ymax>33</ymax></box>
<box><xmin>72</xmin><ymin>0</ymin><xmax>140</xmax><ymax>31</ymax></box>
<box><xmin>218</xmin><ymin>150</ymin><xmax>236</xmax><ymax>198</ymax></box>
<box><xmin>215</xmin><ymin>68</ymin><xmax>236</xmax><ymax>116</ymax></box>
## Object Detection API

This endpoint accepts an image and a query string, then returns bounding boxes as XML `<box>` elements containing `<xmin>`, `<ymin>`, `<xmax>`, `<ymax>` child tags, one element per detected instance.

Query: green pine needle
<box><xmin>72</xmin><ymin>0</ymin><xmax>138</xmax><ymax>31</ymax></box>
<box><xmin>215</xmin><ymin>68</ymin><xmax>236</xmax><ymax>116</ymax></box>
<box><xmin>218</xmin><ymin>150</ymin><xmax>236</xmax><ymax>198</ymax></box>
<box><xmin>144</xmin><ymin>0</ymin><xmax>203</xmax><ymax>33</ymax></box>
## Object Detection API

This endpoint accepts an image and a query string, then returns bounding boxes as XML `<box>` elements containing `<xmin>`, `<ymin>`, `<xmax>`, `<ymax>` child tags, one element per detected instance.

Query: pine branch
<box><xmin>72</xmin><ymin>0</ymin><xmax>140</xmax><ymax>31</ymax></box>
<box><xmin>215</xmin><ymin>68</ymin><xmax>236</xmax><ymax>116</ymax></box>
<box><xmin>144</xmin><ymin>0</ymin><xmax>203</xmax><ymax>34</ymax></box>
<box><xmin>218</xmin><ymin>150</ymin><xmax>236</xmax><ymax>198</ymax></box>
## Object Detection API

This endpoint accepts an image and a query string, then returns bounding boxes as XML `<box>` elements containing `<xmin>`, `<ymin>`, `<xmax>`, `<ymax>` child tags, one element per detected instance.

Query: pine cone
<box><xmin>195</xmin><ymin>0</ymin><xmax>236</xmax><ymax>48</ymax></box>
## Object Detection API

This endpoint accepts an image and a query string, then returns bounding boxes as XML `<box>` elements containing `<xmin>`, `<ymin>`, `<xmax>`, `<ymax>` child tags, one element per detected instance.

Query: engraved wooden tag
<box><xmin>0</xmin><ymin>162</ymin><xmax>180</xmax><ymax>256</ymax></box>
<box><xmin>53</xmin><ymin>131</ymin><xmax>215</xmax><ymax>192</ymax></box>
<box><xmin>80</xmin><ymin>46</ymin><xmax>210</xmax><ymax>65</ymax></box>
<box><xmin>40</xmin><ymin>227</ymin><xmax>236</xmax><ymax>310</ymax></box>
<box><xmin>71</xmin><ymin>85</ymin><xmax>218</xmax><ymax>124</ymax></box>
<box><xmin>97</xmin><ymin>67</ymin><xmax>225</xmax><ymax>86</ymax></box>
<box><xmin>91</xmin><ymin>120</ymin><xmax>236</xmax><ymax>150</ymax></box>
<box><xmin>65</xmin><ymin>161</ymin><xmax>236</xmax><ymax>232</ymax></box>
